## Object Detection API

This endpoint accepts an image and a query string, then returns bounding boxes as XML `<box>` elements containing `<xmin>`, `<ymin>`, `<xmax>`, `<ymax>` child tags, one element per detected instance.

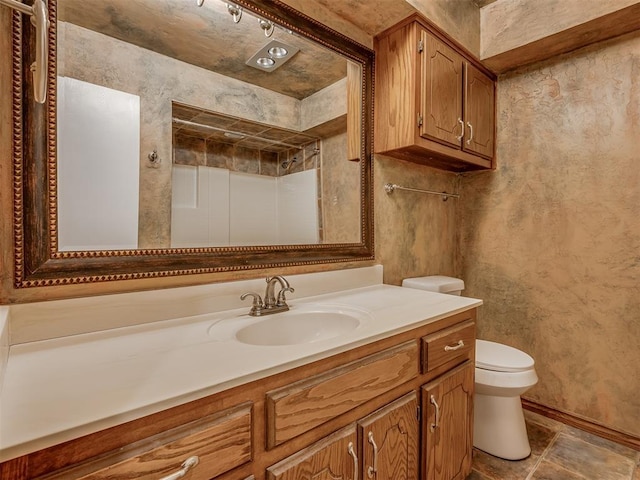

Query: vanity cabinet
<box><xmin>375</xmin><ymin>14</ymin><xmax>496</xmax><ymax>172</ymax></box>
<box><xmin>0</xmin><ymin>310</ymin><xmax>476</xmax><ymax>480</ymax></box>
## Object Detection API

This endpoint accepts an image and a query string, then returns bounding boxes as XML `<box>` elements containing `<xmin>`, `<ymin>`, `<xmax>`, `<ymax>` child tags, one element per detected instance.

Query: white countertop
<box><xmin>0</xmin><ymin>281</ymin><xmax>481</xmax><ymax>462</ymax></box>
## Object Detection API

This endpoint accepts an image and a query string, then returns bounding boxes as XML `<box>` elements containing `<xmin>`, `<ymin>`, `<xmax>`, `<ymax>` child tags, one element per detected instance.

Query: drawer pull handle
<box><xmin>367</xmin><ymin>431</ymin><xmax>378</xmax><ymax>478</ymax></box>
<box><xmin>444</xmin><ymin>340</ymin><xmax>465</xmax><ymax>351</ymax></box>
<box><xmin>430</xmin><ymin>395</ymin><xmax>440</xmax><ymax>432</ymax></box>
<box><xmin>159</xmin><ymin>456</ymin><xmax>199</xmax><ymax>480</ymax></box>
<box><xmin>348</xmin><ymin>442</ymin><xmax>358</xmax><ymax>480</ymax></box>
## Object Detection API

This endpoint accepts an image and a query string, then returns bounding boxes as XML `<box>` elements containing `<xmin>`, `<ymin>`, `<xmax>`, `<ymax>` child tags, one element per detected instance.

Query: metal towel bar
<box><xmin>384</xmin><ymin>183</ymin><xmax>460</xmax><ymax>201</ymax></box>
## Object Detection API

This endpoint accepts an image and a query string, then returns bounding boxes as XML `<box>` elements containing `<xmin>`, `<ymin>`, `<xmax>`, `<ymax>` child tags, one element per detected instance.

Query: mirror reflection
<box><xmin>56</xmin><ymin>0</ymin><xmax>362</xmax><ymax>251</ymax></box>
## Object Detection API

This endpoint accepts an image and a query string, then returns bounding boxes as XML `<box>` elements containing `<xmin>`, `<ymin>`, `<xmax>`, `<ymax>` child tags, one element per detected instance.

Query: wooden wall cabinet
<box><xmin>375</xmin><ymin>14</ymin><xmax>496</xmax><ymax>172</ymax></box>
<box><xmin>0</xmin><ymin>311</ymin><xmax>476</xmax><ymax>480</ymax></box>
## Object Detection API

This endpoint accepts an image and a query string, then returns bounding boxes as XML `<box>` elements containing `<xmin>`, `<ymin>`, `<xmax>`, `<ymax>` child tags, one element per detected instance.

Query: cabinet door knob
<box><xmin>430</xmin><ymin>395</ymin><xmax>440</xmax><ymax>432</ymax></box>
<box><xmin>466</xmin><ymin>122</ymin><xmax>474</xmax><ymax>145</ymax></box>
<box><xmin>348</xmin><ymin>441</ymin><xmax>359</xmax><ymax>480</ymax></box>
<box><xmin>367</xmin><ymin>431</ymin><xmax>379</xmax><ymax>478</ymax></box>
<box><xmin>159</xmin><ymin>456</ymin><xmax>199</xmax><ymax>480</ymax></box>
<box><xmin>444</xmin><ymin>340</ymin><xmax>465</xmax><ymax>351</ymax></box>
<box><xmin>456</xmin><ymin>118</ymin><xmax>464</xmax><ymax>142</ymax></box>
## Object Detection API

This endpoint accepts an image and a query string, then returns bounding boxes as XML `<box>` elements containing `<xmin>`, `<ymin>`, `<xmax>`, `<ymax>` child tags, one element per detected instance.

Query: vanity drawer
<box><xmin>266</xmin><ymin>341</ymin><xmax>419</xmax><ymax>448</ymax></box>
<box><xmin>49</xmin><ymin>403</ymin><xmax>252</xmax><ymax>480</ymax></box>
<box><xmin>422</xmin><ymin>321</ymin><xmax>475</xmax><ymax>372</ymax></box>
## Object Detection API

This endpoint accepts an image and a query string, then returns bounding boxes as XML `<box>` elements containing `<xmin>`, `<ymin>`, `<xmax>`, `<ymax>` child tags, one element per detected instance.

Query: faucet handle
<box><xmin>276</xmin><ymin>287</ymin><xmax>295</xmax><ymax>307</ymax></box>
<box><xmin>240</xmin><ymin>292</ymin><xmax>264</xmax><ymax>316</ymax></box>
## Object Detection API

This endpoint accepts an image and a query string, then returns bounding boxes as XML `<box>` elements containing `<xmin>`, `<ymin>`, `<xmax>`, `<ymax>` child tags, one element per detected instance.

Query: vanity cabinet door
<box><xmin>358</xmin><ymin>392</ymin><xmax>419</xmax><ymax>480</ymax></box>
<box><xmin>266</xmin><ymin>425</ymin><xmax>358</xmax><ymax>480</ymax></box>
<box><xmin>422</xmin><ymin>361</ymin><xmax>474</xmax><ymax>480</ymax></box>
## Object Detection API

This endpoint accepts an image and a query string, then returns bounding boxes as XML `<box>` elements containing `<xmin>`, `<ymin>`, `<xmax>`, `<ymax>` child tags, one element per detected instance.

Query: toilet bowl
<box><xmin>474</xmin><ymin>339</ymin><xmax>538</xmax><ymax>460</ymax></box>
<box><xmin>401</xmin><ymin>276</ymin><xmax>539</xmax><ymax>460</ymax></box>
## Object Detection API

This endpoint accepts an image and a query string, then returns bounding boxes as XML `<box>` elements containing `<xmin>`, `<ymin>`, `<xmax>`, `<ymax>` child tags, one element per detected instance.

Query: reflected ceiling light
<box><xmin>224</xmin><ymin>131</ymin><xmax>246</xmax><ymax>140</ymax></box>
<box><xmin>268</xmin><ymin>46</ymin><xmax>288</xmax><ymax>58</ymax></box>
<box><xmin>256</xmin><ymin>57</ymin><xmax>276</xmax><ymax>68</ymax></box>
<box><xmin>227</xmin><ymin>3</ymin><xmax>242</xmax><ymax>23</ymax></box>
<box><xmin>246</xmin><ymin>40</ymin><xmax>299</xmax><ymax>72</ymax></box>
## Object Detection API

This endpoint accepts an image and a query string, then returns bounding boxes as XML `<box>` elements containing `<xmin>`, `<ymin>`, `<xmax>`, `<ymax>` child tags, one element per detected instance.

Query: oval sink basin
<box><xmin>235</xmin><ymin>306</ymin><xmax>367</xmax><ymax>346</ymax></box>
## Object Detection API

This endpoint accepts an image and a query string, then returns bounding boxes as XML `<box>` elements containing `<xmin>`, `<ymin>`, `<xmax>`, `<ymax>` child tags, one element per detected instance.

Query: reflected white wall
<box><xmin>57</xmin><ymin>77</ymin><xmax>140</xmax><ymax>251</ymax></box>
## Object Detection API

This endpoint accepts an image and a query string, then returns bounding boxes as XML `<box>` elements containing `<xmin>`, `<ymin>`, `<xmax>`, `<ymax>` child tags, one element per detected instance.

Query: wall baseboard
<box><xmin>522</xmin><ymin>399</ymin><xmax>640</xmax><ymax>452</ymax></box>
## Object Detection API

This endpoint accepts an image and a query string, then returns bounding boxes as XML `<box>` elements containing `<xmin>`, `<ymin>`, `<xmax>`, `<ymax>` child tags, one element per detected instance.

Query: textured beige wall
<box><xmin>375</xmin><ymin>155</ymin><xmax>461</xmax><ymax>286</ymax></box>
<box><xmin>409</xmin><ymin>0</ymin><xmax>480</xmax><ymax>56</ymax></box>
<box><xmin>481</xmin><ymin>0</ymin><xmax>639</xmax><ymax>58</ymax></box>
<box><xmin>460</xmin><ymin>32</ymin><xmax>640</xmax><ymax>436</ymax></box>
<box><xmin>321</xmin><ymin>132</ymin><xmax>361</xmax><ymax>244</ymax></box>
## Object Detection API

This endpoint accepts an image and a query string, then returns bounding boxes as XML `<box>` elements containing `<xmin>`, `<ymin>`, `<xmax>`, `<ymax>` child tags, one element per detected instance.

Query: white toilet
<box><xmin>402</xmin><ymin>276</ymin><xmax>539</xmax><ymax>460</ymax></box>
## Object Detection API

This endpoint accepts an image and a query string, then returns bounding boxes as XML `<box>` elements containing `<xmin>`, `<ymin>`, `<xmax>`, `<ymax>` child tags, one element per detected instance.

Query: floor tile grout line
<box><xmin>524</xmin><ymin>430</ymin><xmax>562</xmax><ymax>480</ymax></box>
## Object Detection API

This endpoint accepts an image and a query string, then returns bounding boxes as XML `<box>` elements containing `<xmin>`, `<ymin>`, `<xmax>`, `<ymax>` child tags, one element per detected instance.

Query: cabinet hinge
<box><xmin>417</xmin><ymin>114</ymin><xmax>423</xmax><ymax>128</ymax></box>
<box><xmin>417</xmin><ymin>405</ymin><xmax>421</xmax><ymax>422</ymax></box>
<box><xmin>418</xmin><ymin>39</ymin><xmax>424</xmax><ymax>53</ymax></box>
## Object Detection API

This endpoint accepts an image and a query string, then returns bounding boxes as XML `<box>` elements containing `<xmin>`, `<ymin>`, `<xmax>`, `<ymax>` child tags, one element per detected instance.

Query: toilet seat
<box><xmin>476</xmin><ymin>339</ymin><xmax>534</xmax><ymax>373</ymax></box>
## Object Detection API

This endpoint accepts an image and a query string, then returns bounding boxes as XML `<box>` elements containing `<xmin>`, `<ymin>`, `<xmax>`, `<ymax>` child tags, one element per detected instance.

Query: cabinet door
<box><xmin>463</xmin><ymin>63</ymin><xmax>495</xmax><ymax>159</ymax></box>
<box><xmin>358</xmin><ymin>393</ymin><xmax>419</xmax><ymax>480</ymax></box>
<box><xmin>267</xmin><ymin>425</ymin><xmax>358</xmax><ymax>480</ymax></box>
<box><xmin>420</xmin><ymin>30</ymin><xmax>464</xmax><ymax>148</ymax></box>
<box><xmin>422</xmin><ymin>361</ymin><xmax>474</xmax><ymax>480</ymax></box>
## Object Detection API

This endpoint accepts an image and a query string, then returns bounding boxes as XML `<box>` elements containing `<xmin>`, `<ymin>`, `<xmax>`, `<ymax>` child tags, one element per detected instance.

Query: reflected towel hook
<box><xmin>227</xmin><ymin>3</ymin><xmax>243</xmax><ymax>23</ymax></box>
<box><xmin>384</xmin><ymin>183</ymin><xmax>459</xmax><ymax>202</ymax></box>
<box><xmin>0</xmin><ymin>0</ymin><xmax>50</xmax><ymax>103</ymax></box>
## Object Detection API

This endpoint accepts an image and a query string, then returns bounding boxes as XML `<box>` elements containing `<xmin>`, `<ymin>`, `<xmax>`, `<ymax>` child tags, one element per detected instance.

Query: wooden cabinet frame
<box><xmin>375</xmin><ymin>14</ymin><xmax>496</xmax><ymax>172</ymax></box>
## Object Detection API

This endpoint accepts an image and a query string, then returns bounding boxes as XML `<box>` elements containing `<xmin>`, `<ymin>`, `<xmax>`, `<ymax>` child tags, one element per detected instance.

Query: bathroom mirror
<box><xmin>10</xmin><ymin>0</ymin><xmax>374</xmax><ymax>287</ymax></box>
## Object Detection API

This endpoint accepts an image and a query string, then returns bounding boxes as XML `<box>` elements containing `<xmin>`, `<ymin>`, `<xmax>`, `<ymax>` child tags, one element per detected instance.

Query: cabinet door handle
<box><xmin>444</xmin><ymin>340</ymin><xmax>465</xmax><ymax>351</ymax></box>
<box><xmin>430</xmin><ymin>395</ymin><xmax>440</xmax><ymax>432</ymax></box>
<box><xmin>466</xmin><ymin>122</ymin><xmax>474</xmax><ymax>145</ymax></box>
<box><xmin>159</xmin><ymin>456</ymin><xmax>199</xmax><ymax>480</ymax></box>
<box><xmin>367</xmin><ymin>431</ymin><xmax>378</xmax><ymax>478</ymax></box>
<box><xmin>348</xmin><ymin>441</ymin><xmax>359</xmax><ymax>480</ymax></box>
<box><xmin>456</xmin><ymin>118</ymin><xmax>464</xmax><ymax>141</ymax></box>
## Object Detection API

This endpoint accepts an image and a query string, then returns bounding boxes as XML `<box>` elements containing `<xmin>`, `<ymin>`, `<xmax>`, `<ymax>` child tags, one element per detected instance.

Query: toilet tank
<box><xmin>401</xmin><ymin>275</ymin><xmax>465</xmax><ymax>295</ymax></box>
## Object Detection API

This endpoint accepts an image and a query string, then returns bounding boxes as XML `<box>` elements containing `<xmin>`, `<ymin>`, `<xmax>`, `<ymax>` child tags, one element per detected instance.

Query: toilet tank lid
<box><xmin>476</xmin><ymin>339</ymin><xmax>535</xmax><ymax>373</ymax></box>
<box><xmin>401</xmin><ymin>276</ymin><xmax>464</xmax><ymax>293</ymax></box>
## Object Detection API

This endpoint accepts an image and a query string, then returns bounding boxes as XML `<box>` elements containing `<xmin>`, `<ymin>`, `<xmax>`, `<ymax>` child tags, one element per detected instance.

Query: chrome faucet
<box><xmin>241</xmin><ymin>276</ymin><xmax>295</xmax><ymax>316</ymax></box>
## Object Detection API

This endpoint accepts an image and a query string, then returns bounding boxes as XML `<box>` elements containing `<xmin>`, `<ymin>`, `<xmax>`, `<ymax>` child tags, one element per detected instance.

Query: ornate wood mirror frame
<box><xmin>11</xmin><ymin>0</ymin><xmax>374</xmax><ymax>288</ymax></box>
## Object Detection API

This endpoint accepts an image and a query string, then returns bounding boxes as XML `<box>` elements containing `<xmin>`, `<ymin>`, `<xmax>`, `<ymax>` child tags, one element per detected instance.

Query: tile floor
<box><xmin>469</xmin><ymin>410</ymin><xmax>640</xmax><ymax>480</ymax></box>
